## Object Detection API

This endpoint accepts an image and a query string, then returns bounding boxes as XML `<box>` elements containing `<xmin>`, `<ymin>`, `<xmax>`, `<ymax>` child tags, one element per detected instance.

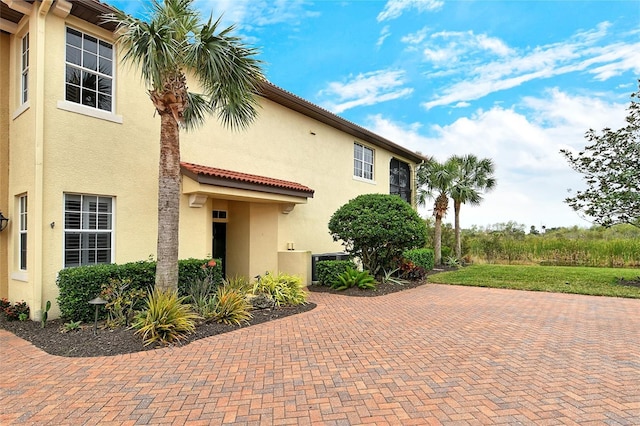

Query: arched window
<box><xmin>390</xmin><ymin>158</ymin><xmax>411</xmax><ymax>203</ymax></box>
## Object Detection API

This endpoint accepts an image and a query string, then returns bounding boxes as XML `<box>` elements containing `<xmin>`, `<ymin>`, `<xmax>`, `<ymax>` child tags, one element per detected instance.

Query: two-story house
<box><xmin>0</xmin><ymin>0</ymin><xmax>425</xmax><ymax>319</ymax></box>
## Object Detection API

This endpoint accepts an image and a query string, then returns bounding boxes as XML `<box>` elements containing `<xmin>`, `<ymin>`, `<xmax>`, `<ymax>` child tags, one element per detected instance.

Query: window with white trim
<box><xmin>354</xmin><ymin>142</ymin><xmax>374</xmax><ymax>181</ymax></box>
<box><xmin>18</xmin><ymin>195</ymin><xmax>27</xmax><ymax>270</ymax></box>
<box><xmin>64</xmin><ymin>194</ymin><xmax>113</xmax><ymax>267</ymax></box>
<box><xmin>21</xmin><ymin>33</ymin><xmax>29</xmax><ymax>104</ymax></box>
<box><xmin>65</xmin><ymin>27</ymin><xmax>114</xmax><ymax>112</ymax></box>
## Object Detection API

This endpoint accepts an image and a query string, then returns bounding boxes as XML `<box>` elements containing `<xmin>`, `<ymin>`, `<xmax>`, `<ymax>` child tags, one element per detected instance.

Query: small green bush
<box><xmin>316</xmin><ymin>260</ymin><xmax>357</xmax><ymax>287</ymax></box>
<box><xmin>132</xmin><ymin>288</ymin><xmax>200</xmax><ymax>346</ymax></box>
<box><xmin>253</xmin><ymin>272</ymin><xmax>308</xmax><ymax>306</ymax></box>
<box><xmin>403</xmin><ymin>248</ymin><xmax>435</xmax><ymax>271</ymax></box>
<box><xmin>57</xmin><ymin>258</ymin><xmax>221</xmax><ymax>322</ymax></box>
<box><xmin>331</xmin><ymin>269</ymin><xmax>377</xmax><ymax>291</ymax></box>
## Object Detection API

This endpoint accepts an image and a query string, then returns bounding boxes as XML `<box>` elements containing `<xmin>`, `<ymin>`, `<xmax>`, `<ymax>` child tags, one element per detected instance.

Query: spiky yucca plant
<box><xmin>212</xmin><ymin>286</ymin><xmax>252</xmax><ymax>325</ymax></box>
<box><xmin>222</xmin><ymin>275</ymin><xmax>253</xmax><ymax>294</ymax></box>
<box><xmin>253</xmin><ymin>273</ymin><xmax>308</xmax><ymax>306</ymax></box>
<box><xmin>132</xmin><ymin>288</ymin><xmax>200</xmax><ymax>346</ymax></box>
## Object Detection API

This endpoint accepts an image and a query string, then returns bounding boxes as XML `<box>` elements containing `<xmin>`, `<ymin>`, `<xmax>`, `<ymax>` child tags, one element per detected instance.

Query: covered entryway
<box><xmin>180</xmin><ymin>162</ymin><xmax>314</xmax><ymax>282</ymax></box>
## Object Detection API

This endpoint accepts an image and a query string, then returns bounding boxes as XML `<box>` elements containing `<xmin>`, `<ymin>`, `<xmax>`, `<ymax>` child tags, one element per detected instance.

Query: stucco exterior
<box><xmin>0</xmin><ymin>0</ymin><xmax>426</xmax><ymax>320</ymax></box>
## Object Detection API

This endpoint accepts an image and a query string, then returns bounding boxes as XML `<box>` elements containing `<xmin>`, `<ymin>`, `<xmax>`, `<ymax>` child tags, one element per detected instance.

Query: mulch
<box><xmin>0</xmin><ymin>272</ymin><xmax>443</xmax><ymax>358</ymax></box>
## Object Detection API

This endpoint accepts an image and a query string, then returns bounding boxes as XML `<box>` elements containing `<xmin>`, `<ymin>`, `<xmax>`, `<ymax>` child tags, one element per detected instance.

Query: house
<box><xmin>0</xmin><ymin>0</ymin><xmax>426</xmax><ymax>320</ymax></box>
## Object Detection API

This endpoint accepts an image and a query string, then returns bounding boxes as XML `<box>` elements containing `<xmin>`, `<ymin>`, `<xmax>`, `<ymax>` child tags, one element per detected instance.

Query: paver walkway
<box><xmin>1</xmin><ymin>284</ymin><xmax>639</xmax><ymax>425</ymax></box>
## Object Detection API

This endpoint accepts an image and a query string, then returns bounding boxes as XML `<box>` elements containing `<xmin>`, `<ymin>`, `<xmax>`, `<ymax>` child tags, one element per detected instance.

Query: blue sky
<box><xmin>109</xmin><ymin>0</ymin><xmax>640</xmax><ymax>230</ymax></box>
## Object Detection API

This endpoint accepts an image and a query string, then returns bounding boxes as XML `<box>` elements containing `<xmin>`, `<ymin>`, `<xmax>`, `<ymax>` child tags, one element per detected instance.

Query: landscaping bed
<box><xmin>0</xmin><ymin>303</ymin><xmax>316</xmax><ymax>358</ymax></box>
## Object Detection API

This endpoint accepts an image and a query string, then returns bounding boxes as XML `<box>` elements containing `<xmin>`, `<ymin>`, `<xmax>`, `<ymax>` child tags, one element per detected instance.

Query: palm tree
<box><xmin>416</xmin><ymin>158</ymin><xmax>457</xmax><ymax>265</ymax></box>
<box><xmin>106</xmin><ymin>0</ymin><xmax>264</xmax><ymax>290</ymax></box>
<box><xmin>450</xmin><ymin>155</ymin><xmax>496</xmax><ymax>259</ymax></box>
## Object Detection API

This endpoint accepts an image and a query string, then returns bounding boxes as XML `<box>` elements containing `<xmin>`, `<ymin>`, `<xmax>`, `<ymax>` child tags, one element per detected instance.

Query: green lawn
<box><xmin>428</xmin><ymin>264</ymin><xmax>640</xmax><ymax>298</ymax></box>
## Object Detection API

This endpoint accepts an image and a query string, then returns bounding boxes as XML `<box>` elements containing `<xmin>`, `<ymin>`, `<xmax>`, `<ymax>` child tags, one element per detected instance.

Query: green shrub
<box><xmin>100</xmin><ymin>278</ymin><xmax>148</xmax><ymax>328</ymax></box>
<box><xmin>253</xmin><ymin>272</ymin><xmax>308</xmax><ymax>306</ymax></box>
<box><xmin>132</xmin><ymin>288</ymin><xmax>200</xmax><ymax>346</ymax></box>
<box><xmin>222</xmin><ymin>275</ymin><xmax>253</xmax><ymax>294</ymax></box>
<box><xmin>211</xmin><ymin>285</ymin><xmax>252</xmax><ymax>325</ymax></box>
<box><xmin>403</xmin><ymin>248</ymin><xmax>435</xmax><ymax>271</ymax></box>
<box><xmin>328</xmin><ymin>194</ymin><xmax>427</xmax><ymax>276</ymax></box>
<box><xmin>331</xmin><ymin>269</ymin><xmax>377</xmax><ymax>291</ymax></box>
<box><xmin>178</xmin><ymin>258</ymin><xmax>223</xmax><ymax>297</ymax></box>
<box><xmin>57</xmin><ymin>258</ymin><xmax>221</xmax><ymax>322</ymax></box>
<box><xmin>316</xmin><ymin>260</ymin><xmax>357</xmax><ymax>287</ymax></box>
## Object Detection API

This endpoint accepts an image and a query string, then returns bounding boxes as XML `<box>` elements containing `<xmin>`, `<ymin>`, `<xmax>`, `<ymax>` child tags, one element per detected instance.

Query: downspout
<box><xmin>32</xmin><ymin>0</ymin><xmax>52</xmax><ymax>320</ymax></box>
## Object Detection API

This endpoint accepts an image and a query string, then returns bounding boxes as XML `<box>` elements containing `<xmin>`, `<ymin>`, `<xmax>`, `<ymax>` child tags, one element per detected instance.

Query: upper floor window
<box><xmin>18</xmin><ymin>195</ymin><xmax>27</xmax><ymax>270</ymax></box>
<box><xmin>64</xmin><ymin>194</ymin><xmax>113</xmax><ymax>267</ymax></box>
<box><xmin>65</xmin><ymin>27</ymin><xmax>114</xmax><ymax>112</ymax></box>
<box><xmin>390</xmin><ymin>158</ymin><xmax>412</xmax><ymax>204</ymax></box>
<box><xmin>21</xmin><ymin>33</ymin><xmax>29</xmax><ymax>104</ymax></box>
<box><xmin>354</xmin><ymin>143</ymin><xmax>374</xmax><ymax>181</ymax></box>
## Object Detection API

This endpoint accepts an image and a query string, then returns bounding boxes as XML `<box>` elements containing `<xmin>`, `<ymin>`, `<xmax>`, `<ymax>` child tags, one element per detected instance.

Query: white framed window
<box><xmin>64</xmin><ymin>194</ymin><xmax>113</xmax><ymax>267</ymax></box>
<box><xmin>65</xmin><ymin>27</ymin><xmax>114</xmax><ymax>112</ymax></box>
<box><xmin>354</xmin><ymin>142</ymin><xmax>374</xmax><ymax>181</ymax></box>
<box><xmin>21</xmin><ymin>33</ymin><xmax>29</xmax><ymax>105</ymax></box>
<box><xmin>18</xmin><ymin>195</ymin><xmax>27</xmax><ymax>270</ymax></box>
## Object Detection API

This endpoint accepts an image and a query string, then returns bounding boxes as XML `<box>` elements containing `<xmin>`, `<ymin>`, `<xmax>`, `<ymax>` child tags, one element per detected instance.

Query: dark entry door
<box><xmin>212</xmin><ymin>222</ymin><xmax>227</xmax><ymax>276</ymax></box>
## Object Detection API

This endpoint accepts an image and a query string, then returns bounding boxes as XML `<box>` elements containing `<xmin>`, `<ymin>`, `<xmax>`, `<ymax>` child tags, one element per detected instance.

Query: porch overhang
<box><xmin>181</xmin><ymin>162</ymin><xmax>314</xmax><ymax>209</ymax></box>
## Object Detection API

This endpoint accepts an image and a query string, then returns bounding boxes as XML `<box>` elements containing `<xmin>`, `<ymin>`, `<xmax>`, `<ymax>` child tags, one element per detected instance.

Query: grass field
<box><xmin>428</xmin><ymin>265</ymin><xmax>640</xmax><ymax>298</ymax></box>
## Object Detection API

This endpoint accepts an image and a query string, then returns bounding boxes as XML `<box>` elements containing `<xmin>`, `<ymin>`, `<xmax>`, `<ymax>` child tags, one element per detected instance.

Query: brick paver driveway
<box><xmin>1</xmin><ymin>284</ymin><xmax>639</xmax><ymax>425</ymax></box>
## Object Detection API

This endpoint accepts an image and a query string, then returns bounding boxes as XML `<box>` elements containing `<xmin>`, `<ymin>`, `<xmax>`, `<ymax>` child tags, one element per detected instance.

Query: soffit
<box><xmin>0</xmin><ymin>0</ymin><xmax>117</xmax><ymax>34</ymax></box>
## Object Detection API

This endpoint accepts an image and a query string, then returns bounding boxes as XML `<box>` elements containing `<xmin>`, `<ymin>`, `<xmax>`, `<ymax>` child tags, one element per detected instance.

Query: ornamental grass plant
<box><xmin>132</xmin><ymin>288</ymin><xmax>200</xmax><ymax>346</ymax></box>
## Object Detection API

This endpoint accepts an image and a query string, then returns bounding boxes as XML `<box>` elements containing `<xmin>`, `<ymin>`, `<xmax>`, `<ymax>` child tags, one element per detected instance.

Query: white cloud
<box><xmin>377</xmin><ymin>26</ymin><xmax>391</xmax><ymax>48</ymax></box>
<box><xmin>319</xmin><ymin>70</ymin><xmax>414</xmax><ymax>114</ymax></box>
<box><xmin>366</xmin><ymin>89</ymin><xmax>627</xmax><ymax>228</ymax></box>
<box><xmin>419</xmin><ymin>21</ymin><xmax>640</xmax><ymax>109</ymax></box>
<box><xmin>401</xmin><ymin>27</ymin><xmax>429</xmax><ymax>45</ymax></box>
<box><xmin>377</xmin><ymin>0</ymin><xmax>443</xmax><ymax>22</ymax></box>
<box><xmin>193</xmin><ymin>0</ymin><xmax>317</xmax><ymax>29</ymax></box>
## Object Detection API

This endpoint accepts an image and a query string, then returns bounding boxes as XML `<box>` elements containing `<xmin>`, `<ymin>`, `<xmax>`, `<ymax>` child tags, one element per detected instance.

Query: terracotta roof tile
<box><xmin>181</xmin><ymin>162</ymin><xmax>314</xmax><ymax>196</ymax></box>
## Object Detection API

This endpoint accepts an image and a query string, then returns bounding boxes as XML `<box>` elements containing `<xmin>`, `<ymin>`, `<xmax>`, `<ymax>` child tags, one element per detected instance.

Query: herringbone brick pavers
<box><xmin>1</xmin><ymin>284</ymin><xmax>639</xmax><ymax>425</ymax></box>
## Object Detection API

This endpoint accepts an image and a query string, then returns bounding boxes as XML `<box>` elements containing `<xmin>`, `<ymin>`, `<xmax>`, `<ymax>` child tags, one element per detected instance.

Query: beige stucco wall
<box><xmin>0</xmin><ymin>32</ymin><xmax>10</xmax><ymax>299</ymax></box>
<box><xmin>6</xmin><ymin>14</ymin><xmax>38</xmax><ymax>310</ymax></box>
<box><xmin>4</xmin><ymin>6</ymin><xmax>420</xmax><ymax>318</ymax></box>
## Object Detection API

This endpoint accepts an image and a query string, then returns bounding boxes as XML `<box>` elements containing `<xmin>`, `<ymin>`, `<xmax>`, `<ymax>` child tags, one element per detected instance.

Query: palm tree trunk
<box><xmin>454</xmin><ymin>199</ymin><xmax>462</xmax><ymax>259</ymax></box>
<box><xmin>434</xmin><ymin>214</ymin><xmax>443</xmax><ymax>265</ymax></box>
<box><xmin>155</xmin><ymin>114</ymin><xmax>181</xmax><ymax>291</ymax></box>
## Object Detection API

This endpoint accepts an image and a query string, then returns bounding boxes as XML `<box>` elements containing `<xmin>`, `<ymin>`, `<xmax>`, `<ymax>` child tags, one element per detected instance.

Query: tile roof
<box><xmin>181</xmin><ymin>162</ymin><xmax>315</xmax><ymax>196</ymax></box>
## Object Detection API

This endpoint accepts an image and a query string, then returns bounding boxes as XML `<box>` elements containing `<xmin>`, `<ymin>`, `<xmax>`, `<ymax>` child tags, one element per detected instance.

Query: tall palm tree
<box><xmin>106</xmin><ymin>0</ymin><xmax>264</xmax><ymax>290</ymax></box>
<box><xmin>450</xmin><ymin>155</ymin><xmax>497</xmax><ymax>259</ymax></box>
<box><xmin>416</xmin><ymin>158</ymin><xmax>457</xmax><ymax>265</ymax></box>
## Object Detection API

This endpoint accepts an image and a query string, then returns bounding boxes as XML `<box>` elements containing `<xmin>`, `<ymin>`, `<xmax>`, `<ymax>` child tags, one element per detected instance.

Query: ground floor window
<box><xmin>18</xmin><ymin>195</ymin><xmax>27</xmax><ymax>270</ymax></box>
<box><xmin>64</xmin><ymin>194</ymin><xmax>113</xmax><ymax>267</ymax></box>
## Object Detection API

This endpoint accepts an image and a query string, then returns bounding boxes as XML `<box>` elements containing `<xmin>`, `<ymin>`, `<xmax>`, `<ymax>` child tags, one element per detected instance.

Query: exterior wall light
<box><xmin>0</xmin><ymin>211</ymin><xmax>8</xmax><ymax>232</ymax></box>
